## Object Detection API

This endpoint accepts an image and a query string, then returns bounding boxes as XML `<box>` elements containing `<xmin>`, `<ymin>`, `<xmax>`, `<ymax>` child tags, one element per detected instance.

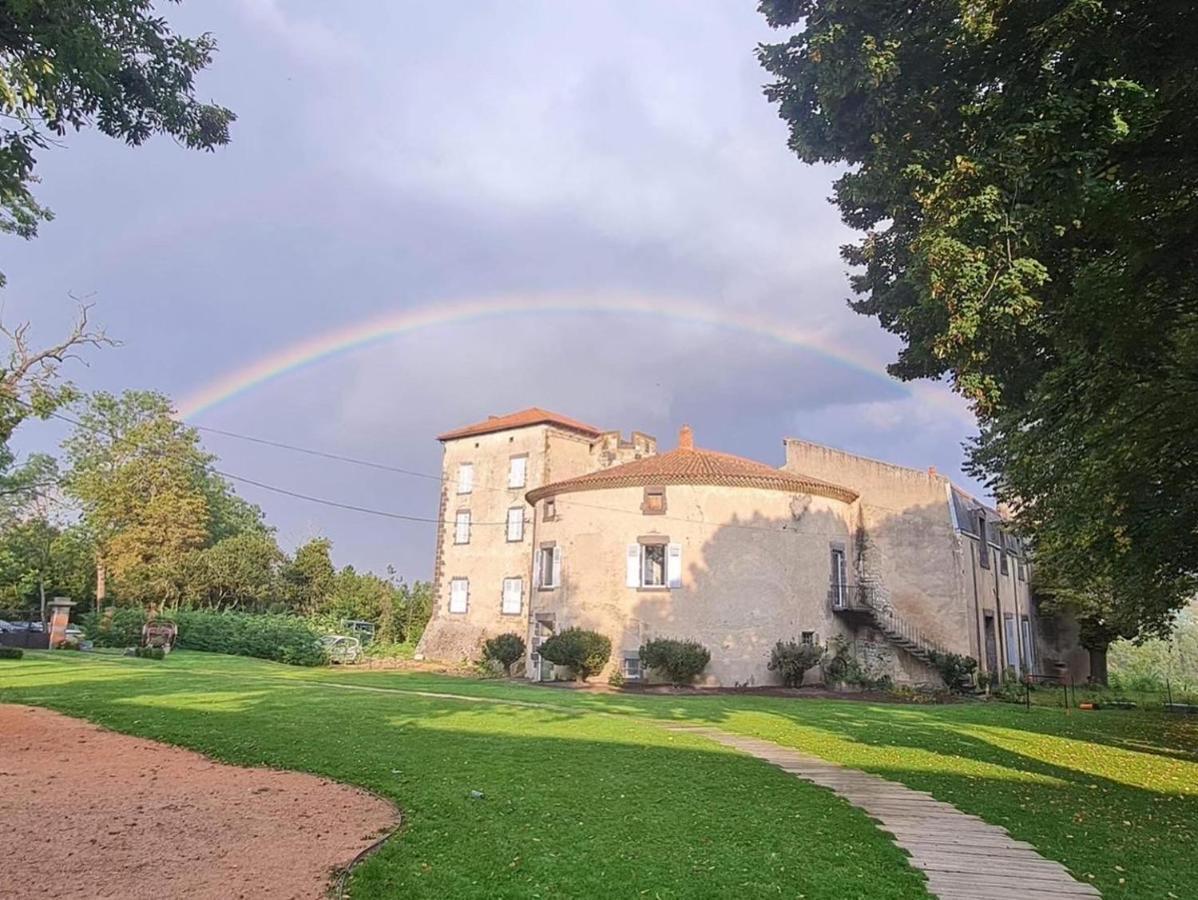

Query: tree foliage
<box><xmin>63</xmin><ymin>391</ymin><xmax>213</xmax><ymax>603</ymax></box>
<box><xmin>482</xmin><ymin>632</ymin><xmax>526</xmax><ymax>676</ymax></box>
<box><xmin>759</xmin><ymin>0</ymin><xmax>1198</xmax><ymax>639</ymax></box>
<box><xmin>0</xmin><ymin>0</ymin><xmax>233</xmax><ymax>257</ymax></box>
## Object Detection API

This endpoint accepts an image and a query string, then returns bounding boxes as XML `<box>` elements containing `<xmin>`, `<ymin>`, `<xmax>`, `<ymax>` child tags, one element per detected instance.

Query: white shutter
<box><xmin>551</xmin><ymin>545</ymin><xmax>562</xmax><ymax>589</ymax></box>
<box><xmin>509</xmin><ymin>456</ymin><xmax>527</xmax><ymax>488</ymax></box>
<box><xmin>667</xmin><ymin>543</ymin><xmax>682</xmax><ymax>588</ymax></box>
<box><xmin>626</xmin><ymin>544</ymin><xmax>640</xmax><ymax>588</ymax></box>
<box><xmin>458</xmin><ymin>463</ymin><xmax>473</xmax><ymax>494</ymax></box>
<box><xmin>450</xmin><ymin>578</ymin><xmax>468</xmax><ymax>613</ymax></box>
<box><xmin>533</xmin><ymin>550</ymin><xmax>542</xmax><ymax>588</ymax></box>
<box><xmin>506</xmin><ymin>507</ymin><xmax>523</xmax><ymax>541</ymax></box>
<box><xmin>502</xmin><ymin>578</ymin><xmax>523</xmax><ymax>614</ymax></box>
<box><xmin>455</xmin><ymin>511</ymin><xmax>470</xmax><ymax>544</ymax></box>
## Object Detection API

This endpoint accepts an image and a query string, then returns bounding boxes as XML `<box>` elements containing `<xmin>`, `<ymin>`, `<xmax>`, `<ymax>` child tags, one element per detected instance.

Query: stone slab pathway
<box><xmin>667</xmin><ymin>725</ymin><xmax>1100</xmax><ymax>900</ymax></box>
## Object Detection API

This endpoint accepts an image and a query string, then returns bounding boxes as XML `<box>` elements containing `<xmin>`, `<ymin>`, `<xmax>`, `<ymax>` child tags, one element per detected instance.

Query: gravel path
<box><xmin>0</xmin><ymin>705</ymin><xmax>398</xmax><ymax>900</ymax></box>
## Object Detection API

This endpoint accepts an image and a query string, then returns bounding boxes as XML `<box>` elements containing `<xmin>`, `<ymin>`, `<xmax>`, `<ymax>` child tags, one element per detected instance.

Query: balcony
<box><xmin>828</xmin><ymin>582</ymin><xmax>873</xmax><ymax>616</ymax></box>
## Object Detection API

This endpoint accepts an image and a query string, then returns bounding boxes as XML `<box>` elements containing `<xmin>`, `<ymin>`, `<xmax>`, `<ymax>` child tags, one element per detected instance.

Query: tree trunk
<box><xmin>95</xmin><ymin>557</ymin><xmax>106</xmax><ymax>612</ymax></box>
<box><xmin>38</xmin><ymin>574</ymin><xmax>46</xmax><ymax>623</ymax></box>
<box><xmin>1088</xmin><ymin>645</ymin><xmax>1109</xmax><ymax>685</ymax></box>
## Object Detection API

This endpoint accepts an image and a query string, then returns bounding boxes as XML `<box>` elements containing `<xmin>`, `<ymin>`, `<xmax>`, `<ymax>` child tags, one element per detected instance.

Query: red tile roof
<box><xmin>437</xmin><ymin>407</ymin><xmax>604</xmax><ymax>442</ymax></box>
<box><xmin>527</xmin><ymin>426</ymin><xmax>858</xmax><ymax>504</ymax></box>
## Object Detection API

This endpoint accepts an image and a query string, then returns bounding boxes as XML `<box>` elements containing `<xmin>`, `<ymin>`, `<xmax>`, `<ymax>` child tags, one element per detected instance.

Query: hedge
<box><xmin>81</xmin><ymin>608</ymin><xmax>329</xmax><ymax>666</ymax></box>
<box><xmin>171</xmin><ymin>611</ymin><xmax>328</xmax><ymax>666</ymax></box>
<box><xmin>639</xmin><ymin>638</ymin><xmax>710</xmax><ymax>685</ymax></box>
<box><xmin>538</xmin><ymin>627</ymin><xmax>611</xmax><ymax>682</ymax></box>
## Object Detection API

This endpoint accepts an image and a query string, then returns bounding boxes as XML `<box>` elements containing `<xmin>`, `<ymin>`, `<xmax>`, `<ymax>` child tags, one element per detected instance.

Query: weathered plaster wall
<box><xmin>531</xmin><ymin>483</ymin><xmax>856</xmax><ymax>686</ymax></box>
<box><xmin>417</xmin><ymin>425</ymin><xmax>548</xmax><ymax>662</ymax></box>
<box><xmin>783</xmin><ymin>440</ymin><xmax>972</xmax><ymax>661</ymax></box>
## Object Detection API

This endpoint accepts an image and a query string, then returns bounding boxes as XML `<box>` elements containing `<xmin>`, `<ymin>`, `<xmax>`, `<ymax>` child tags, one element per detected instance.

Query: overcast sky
<box><xmin>5</xmin><ymin>0</ymin><xmax>980</xmax><ymax>581</ymax></box>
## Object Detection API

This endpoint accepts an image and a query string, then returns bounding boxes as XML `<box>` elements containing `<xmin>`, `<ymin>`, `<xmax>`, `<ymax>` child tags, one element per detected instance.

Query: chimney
<box><xmin>928</xmin><ymin>466</ymin><xmax>938</xmax><ymax>477</ymax></box>
<box><xmin>678</xmin><ymin>424</ymin><xmax>694</xmax><ymax>450</ymax></box>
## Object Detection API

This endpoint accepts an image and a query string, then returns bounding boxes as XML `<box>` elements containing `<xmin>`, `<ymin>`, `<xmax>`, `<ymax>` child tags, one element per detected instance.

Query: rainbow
<box><xmin>177</xmin><ymin>292</ymin><xmax>964</xmax><ymax>421</ymax></box>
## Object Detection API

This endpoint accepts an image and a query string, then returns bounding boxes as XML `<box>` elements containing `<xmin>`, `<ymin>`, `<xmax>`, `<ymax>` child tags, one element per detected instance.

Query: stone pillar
<box><xmin>48</xmin><ymin>597</ymin><xmax>75</xmax><ymax>649</ymax></box>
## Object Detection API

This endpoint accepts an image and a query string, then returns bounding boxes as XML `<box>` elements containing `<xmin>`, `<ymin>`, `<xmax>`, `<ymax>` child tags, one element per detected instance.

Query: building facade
<box><xmin>416</xmin><ymin>408</ymin><xmax>1090</xmax><ymax>686</ymax></box>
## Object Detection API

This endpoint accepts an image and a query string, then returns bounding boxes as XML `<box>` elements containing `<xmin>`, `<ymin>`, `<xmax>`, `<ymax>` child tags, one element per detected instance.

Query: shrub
<box><xmin>482</xmin><ymin>632</ymin><xmax>526</xmax><ymax>676</ymax></box>
<box><xmin>926</xmin><ymin>650</ymin><xmax>978</xmax><ymax>693</ymax></box>
<box><xmin>538</xmin><ymin>627</ymin><xmax>611</xmax><ymax>682</ymax></box>
<box><xmin>769</xmin><ymin>640</ymin><xmax>824</xmax><ymax>687</ymax></box>
<box><xmin>639</xmin><ymin>638</ymin><xmax>711</xmax><ymax>686</ymax></box>
<box><xmin>172</xmin><ymin>610</ymin><xmax>328</xmax><ymax>666</ymax></box>
<box><xmin>79</xmin><ymin>608</ymin><xmax>147</xmax><ymax>648</ymax></box>
<box><xmin>0</xmin><ymin>647</ymin><xmax>23</xmax><ymax>660</ymax></box>
<box><xmin>607</xmin><ymin>668</ymin><xmax>626</xmax><ymax>687</ymax></box>
<box><xmin>134</xmin><ymin>646</ymin><xmax>165</xmax><ymax>660</ymax></box>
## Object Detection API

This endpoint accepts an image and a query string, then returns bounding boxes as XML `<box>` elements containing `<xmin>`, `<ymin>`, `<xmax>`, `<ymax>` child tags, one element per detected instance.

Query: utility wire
<box><xmin>15</xmin><ymin>396</ymin><xmax>882</xmax><ymax>538</ymax></box>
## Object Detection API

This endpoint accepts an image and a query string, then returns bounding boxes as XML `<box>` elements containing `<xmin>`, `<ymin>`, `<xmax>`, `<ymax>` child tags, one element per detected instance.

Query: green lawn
<box><xmin>4</xmin><ymin>652</ymin><xmax>1197</xmax><ymax>899</ymax></box>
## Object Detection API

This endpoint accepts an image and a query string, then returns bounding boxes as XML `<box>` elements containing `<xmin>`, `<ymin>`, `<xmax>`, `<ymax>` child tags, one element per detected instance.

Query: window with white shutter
<box><xmin>449</xmin><ymin>578</ymin><xmax>469</xmax><ymax>613</ymax></box>
<box><xmin>502</xmin><ymin>577</ymin><xmax>523</xmax><ymax>615</ymax></box>
<box><xmin>551</xmin><ymin>545</ymin><xmax>561</xmax><ymax>588</ymax></box>
<box><xmin>508</xmin><ymin>455</ymin><xmax>527</xmax><ymax>488</ymax></box>
<box><xmin>506</xmin><ymin>507</ymin><xmax>524</xmax><ymax>542</ymax></box>
<box><xmin>457</xmin><ymin>463</ymin><xmax>473</xmax><ymax>494</ymax></box>
<box><xmin>666</xmin><ymin>543</ymin><xmax>682</xmax><ymax>588</ymax></box>
<box><xmin>454</xmin><ymin>510</ymin><xmax>471</xmax><ymax>544</ymax></box>
<box><xmin>626</xmin><ymin>544</ymin><xmax>640</xmax><ymax>588</ymax></box>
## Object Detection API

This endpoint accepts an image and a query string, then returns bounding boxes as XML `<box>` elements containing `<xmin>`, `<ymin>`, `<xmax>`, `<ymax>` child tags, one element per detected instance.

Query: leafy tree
<box><xmin>282</xmin><ymin>537</ymin><xmax>336</xmax><ymax>614</ymax></box>
<box><xmin>0</xmin><ymin>0</ymin><xmax>233</xmax><ymax>258</ymax></box>
<box><xmin>758</xmin><ymin>1</ymin><xmax>1198</xmax><ymax>646</ymax></box>
<box><xmin>62</xmin><ymin>390</ymin><xmax>213</xmax><ymax>606</ymax></box>
<box><xmin>184</xmin><ymin>532</ymin><xmax>284</xmax><ymax>611</ymax></box>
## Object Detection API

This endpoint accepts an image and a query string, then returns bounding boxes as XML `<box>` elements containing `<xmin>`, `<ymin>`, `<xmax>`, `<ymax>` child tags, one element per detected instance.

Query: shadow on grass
<box><xmin>1</xmin><ymin>655</ymin><xmax>931</xmax><ymax>900</ymax></box>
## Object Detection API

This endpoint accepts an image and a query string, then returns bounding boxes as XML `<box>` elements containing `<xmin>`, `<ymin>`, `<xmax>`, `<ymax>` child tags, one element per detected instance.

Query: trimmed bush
<box><xmin>134</xmin><ymin>646</ymin><xmax>165</xmax><ymax>660</ymax></box>
<box><xmin>768</xmin><ymin>640</ymin><xmax>824</xmax><ymax>687</ymax></box>
<box><xmin>538</xmin><ymin>627</ymin><xmax>611</xmax><ymax>682</ymax></box>
<box><xmin>0</xmin><ymin>647</ymin><xmax>23</xmax><ymax>660</ymax></box>
<box><xmin>927</xmin><ymin>650</ymin><xmax>978</xmax><ymax>693</ymax></box>
<box><xmin>172</xmin><ymin>610</ymin><xmax>328</xmax><ymax>666</ymax></box>
<box><xmin>639</xmin><ymin>638</ymin><xmax>711</xmax><ymax>685</ymax></box>
<box><xmin>482</xmin><ymin>632</ymin><xmax>526</xmax><ymax>676</ymax></box>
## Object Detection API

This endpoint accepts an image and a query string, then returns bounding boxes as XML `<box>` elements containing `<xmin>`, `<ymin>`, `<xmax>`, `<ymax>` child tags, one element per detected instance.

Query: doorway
<box><xmin>983</xmin><ymin>613</ymin><xmax>999</xmax><ymax>675</ymax></box>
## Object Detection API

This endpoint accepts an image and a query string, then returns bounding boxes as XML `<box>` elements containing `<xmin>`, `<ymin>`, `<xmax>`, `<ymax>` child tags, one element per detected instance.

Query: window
<box><xmin>537</xmin><ymin>545</ymin><xmax>561</xmax><ymax>589</ymax></box>
<box><xmin>641</xmin><ymin>486</ymin><xmax>666</xmax><ymax>515</ymax></box>
<box><xmin>506</xmin><ymin>507</ymin><xmax>524</xmax><ymax>542</ymax></box>
<box><xmin>544</xmin><ymin>497</ymin><xmax>557</xmax><ymax>521</ymax></box>
<box><xmin>642</xmin><ymin>543</ymin><xmax>666</xmax><ymax>586</ymax></box>
<box><xmin>508</xmin><ymin>455</ymin><xmax>527</xmax><ymax>489</ymax></box>
<box><xmin>999</xmin><ymin>551</ymin><xmax>1009</xmax><ymax>576</ymax></box>
<box><xmin>801</xmin><ymin>631</ymin><xmax>817</xmax><ymax>646</ymax></box>
<box><xmin>830</xmin><ymin>546</ymin><xmax>848</xmax><ymax>607</ymax></box>
<box><xmin>1017</xmin><ymin>559</ymin><xmax>1027</xmax><ymax>582</ymax></box>
<box><xmin>626</xmin><ymin>541</ymin><xmax>682</xmax><ymax>589</ymax></box>
<box><xmin>1004</xmin><ymin>613</ymin><xmax>1019</xmax><ymax>671</ymax></box>
<box><xmin>622</xmin><ymin>655</ymin><xmax>642</xmax><ymax>680</ymax></box>
<box><xmin>454</xmin><ymin>510</ymin><xmax>471</xmax><ymax>544</ymax></box>
<box><xmin>449</xmin><ymin>578</ymin><xmax>469</xmax><ymax>613</ymax></box>
<box><xmin>501</xmin><ymin>577</ymin><xmax>523</xmax><ymax>615</ymax></box>
<box><xmin>1021</xmin><ymin>615</ymin><xmax>1035</xmax><ymax>669</ymax></box>
<box><xmin>977</xmin><ymin>514</ymin><xmax>990</xmax><ymax>569</ymax></box>
<box><xmin>457</xmin><ymin>463</ymin><xmax>473</xmax><ymax>494</ymax></box>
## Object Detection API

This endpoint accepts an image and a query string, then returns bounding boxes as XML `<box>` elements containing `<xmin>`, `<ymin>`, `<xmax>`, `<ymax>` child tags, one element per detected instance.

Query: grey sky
<box><xmin>5</xmin><ymin>1</ymin><xmax>979</xmax><ymax>581</ymax></box>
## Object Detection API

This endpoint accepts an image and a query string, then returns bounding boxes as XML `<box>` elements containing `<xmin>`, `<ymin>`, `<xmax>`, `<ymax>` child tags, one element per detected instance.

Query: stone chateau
<box><xmin>416</xmin><ymin>408</ymin><xmax>1090</xmax><ymax>686</ymax></box>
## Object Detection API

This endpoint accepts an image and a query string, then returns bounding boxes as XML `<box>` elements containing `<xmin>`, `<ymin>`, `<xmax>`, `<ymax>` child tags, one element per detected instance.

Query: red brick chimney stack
<box><xmin>679</xmin><ymin>424</ymin><xmax>694</xmax><ymax>450</ymax></box>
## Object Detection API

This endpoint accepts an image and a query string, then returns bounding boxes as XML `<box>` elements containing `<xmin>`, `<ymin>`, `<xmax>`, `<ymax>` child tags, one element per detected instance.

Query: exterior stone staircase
<box><xmin>829</xmin><ymin>581</ymin><xmax>949</xmax><ymax>664</ymax></box>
